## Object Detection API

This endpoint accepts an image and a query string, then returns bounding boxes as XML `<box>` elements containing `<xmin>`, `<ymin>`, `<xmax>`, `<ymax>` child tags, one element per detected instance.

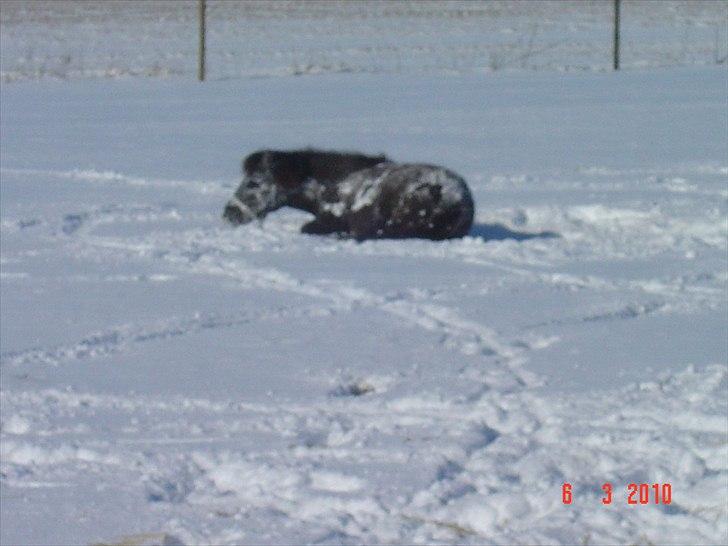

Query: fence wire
<box><xmin>1</xmin><ymin>0</ymin><xmax>725</xmax><ymax>82</ymax></box>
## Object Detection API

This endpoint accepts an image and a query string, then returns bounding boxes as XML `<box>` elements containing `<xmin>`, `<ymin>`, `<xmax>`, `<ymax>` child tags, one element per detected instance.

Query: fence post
<box><xmin>198</xmin><ymin>0</ymin><xmax>206</xmax><ymax>81</ymax></box>
<box><xmin>613</xmin><ymin>0</ymin><xmax>620</xmax><ymax>70</ymax></box>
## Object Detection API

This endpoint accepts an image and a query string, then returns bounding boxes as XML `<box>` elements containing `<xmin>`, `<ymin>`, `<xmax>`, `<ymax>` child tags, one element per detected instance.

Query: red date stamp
<box><xmin>562</xmin><ymin>483</ymin><xmax>672</xmax><ymax>505</ymax></box>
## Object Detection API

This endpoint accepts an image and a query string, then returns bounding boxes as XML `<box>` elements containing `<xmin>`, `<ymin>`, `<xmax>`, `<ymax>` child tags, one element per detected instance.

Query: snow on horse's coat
<box><xmin>223</xmin><ymin>149</ymin><xmax>474</xmax><ymax>240</ymax></box>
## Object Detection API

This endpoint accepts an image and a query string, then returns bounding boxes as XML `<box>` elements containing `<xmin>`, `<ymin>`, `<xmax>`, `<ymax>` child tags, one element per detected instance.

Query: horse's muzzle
<box><xmin>223</xmin><ymin>199</ymin><xmax>255</xmax><ymax>225</ymax></box>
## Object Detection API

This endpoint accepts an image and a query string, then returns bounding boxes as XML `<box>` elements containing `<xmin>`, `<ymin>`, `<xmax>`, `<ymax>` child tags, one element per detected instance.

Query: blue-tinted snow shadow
<box><xmin>469</xmin><ymin>223</ymin><xmax>559</xmax><ymax>242</ymax></box>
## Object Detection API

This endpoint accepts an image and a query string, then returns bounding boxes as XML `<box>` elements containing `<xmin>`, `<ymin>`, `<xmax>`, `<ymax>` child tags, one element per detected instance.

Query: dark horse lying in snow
<box><xmin>223</xmin><ymin>149</ymin><xmax>474</xmax><ymax>240</ymax></box>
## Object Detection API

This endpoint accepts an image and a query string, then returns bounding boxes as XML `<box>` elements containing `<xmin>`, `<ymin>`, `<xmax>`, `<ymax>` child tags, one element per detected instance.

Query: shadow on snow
<box><xmin>469</xmin><ymin>223</ymin><xmax>559</xmax><ymax>242</ymax></box>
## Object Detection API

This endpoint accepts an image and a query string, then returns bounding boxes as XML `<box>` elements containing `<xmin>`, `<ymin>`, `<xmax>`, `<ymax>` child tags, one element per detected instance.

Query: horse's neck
<box><xmin>286</xmin><ymin>178</ymin><xmax>329</xmax><ymax>215</ymax></box>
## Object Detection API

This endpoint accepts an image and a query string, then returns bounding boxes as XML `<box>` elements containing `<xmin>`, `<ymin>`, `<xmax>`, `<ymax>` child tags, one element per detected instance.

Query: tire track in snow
<box><xmin>195</xmin><ymin>253</ymin><xmax>526</xmax><ymax>360</ymax></box>
<box><xmin>3</xmin><ymin>241</ymin><xmax>538</xmax><ymax>386</ymax></box>
<box><xmin>0</xmin><ymin>304</ymin><xmax>330</xmax><ymax>368</ymax></box>
<box><xmin>86</xmin><ymin>233</ymin><xmax>543</xmax><ymax>383</ymax></box>
<box><xmin>81</xmin><ymin>221</ymin><xmax>722</xmax><ymax>376</ymax></box>
<box><xmin>2</xmin><ymin>188</ymin><xmax>542</xmax><ymax>378</ymax></box>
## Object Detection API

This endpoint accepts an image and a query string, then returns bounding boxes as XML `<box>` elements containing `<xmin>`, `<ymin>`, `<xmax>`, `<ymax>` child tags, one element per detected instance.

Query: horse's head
<box><xmin>224</xmin><ymin>149</ymin><xmax>389</xmax><ymax>225</ymax></box>
<box><xmin>223</xmin><ymin>150</ymin><xmax>306</xmax><ymax>224</ymax></box>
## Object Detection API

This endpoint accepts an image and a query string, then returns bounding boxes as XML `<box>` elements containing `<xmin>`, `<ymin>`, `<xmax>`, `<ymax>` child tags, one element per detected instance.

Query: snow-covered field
<box><xmin>1</xmin><ymin>2</ymin><xmax>727</xmax><ymax>546</ymax></box>
<box><xmin>1</xmin><ymin>0</ymin><xmax>726</xmax><ymax>81</ymax></box>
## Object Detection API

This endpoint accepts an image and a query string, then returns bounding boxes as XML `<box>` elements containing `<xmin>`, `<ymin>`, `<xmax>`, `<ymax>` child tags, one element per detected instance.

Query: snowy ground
<box><xmin>1</xmin><ymin>3</ymin><xmax>728</xmax><ymax>546</ymax></box>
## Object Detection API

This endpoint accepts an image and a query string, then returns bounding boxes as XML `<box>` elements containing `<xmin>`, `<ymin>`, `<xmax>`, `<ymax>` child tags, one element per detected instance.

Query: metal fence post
<box><xmin>613</xmin><ymin>0</ymin><xmax>620</xmax><ymax>70</ymax></box>
<box><xmin>198</xmin><ymin>0</ymin><xmax>206</xmax><ymax>81</ymax></box>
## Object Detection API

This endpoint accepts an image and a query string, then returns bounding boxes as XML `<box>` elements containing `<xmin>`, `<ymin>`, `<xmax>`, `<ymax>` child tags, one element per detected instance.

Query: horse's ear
<box><xmin>243</xmin><ymin>151</ymin><xmax>266</xmax><ymax>175</ymax></box>
<box><xmin>269</xmin><ymin>152</ymin><xmax>309</xmax><ymax>189</ymax></box>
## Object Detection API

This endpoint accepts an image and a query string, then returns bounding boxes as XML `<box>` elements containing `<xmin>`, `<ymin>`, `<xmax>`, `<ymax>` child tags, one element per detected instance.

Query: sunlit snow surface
<box><xmin>1</xmin><ymin>3</ymin><xmax>727</xmax><ymax>546</ymax></box>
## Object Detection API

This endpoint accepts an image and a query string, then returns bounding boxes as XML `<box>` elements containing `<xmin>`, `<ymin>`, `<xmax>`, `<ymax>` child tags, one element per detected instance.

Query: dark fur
<box><xmin>243</xmin><ymin>149</ymin><xmax>387</xmax><ymax>188</ymax></box>
<box><xmin>224</xmin><ymin>149</ymin><xmax>474</xmax><ymax>240</ymax></box>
